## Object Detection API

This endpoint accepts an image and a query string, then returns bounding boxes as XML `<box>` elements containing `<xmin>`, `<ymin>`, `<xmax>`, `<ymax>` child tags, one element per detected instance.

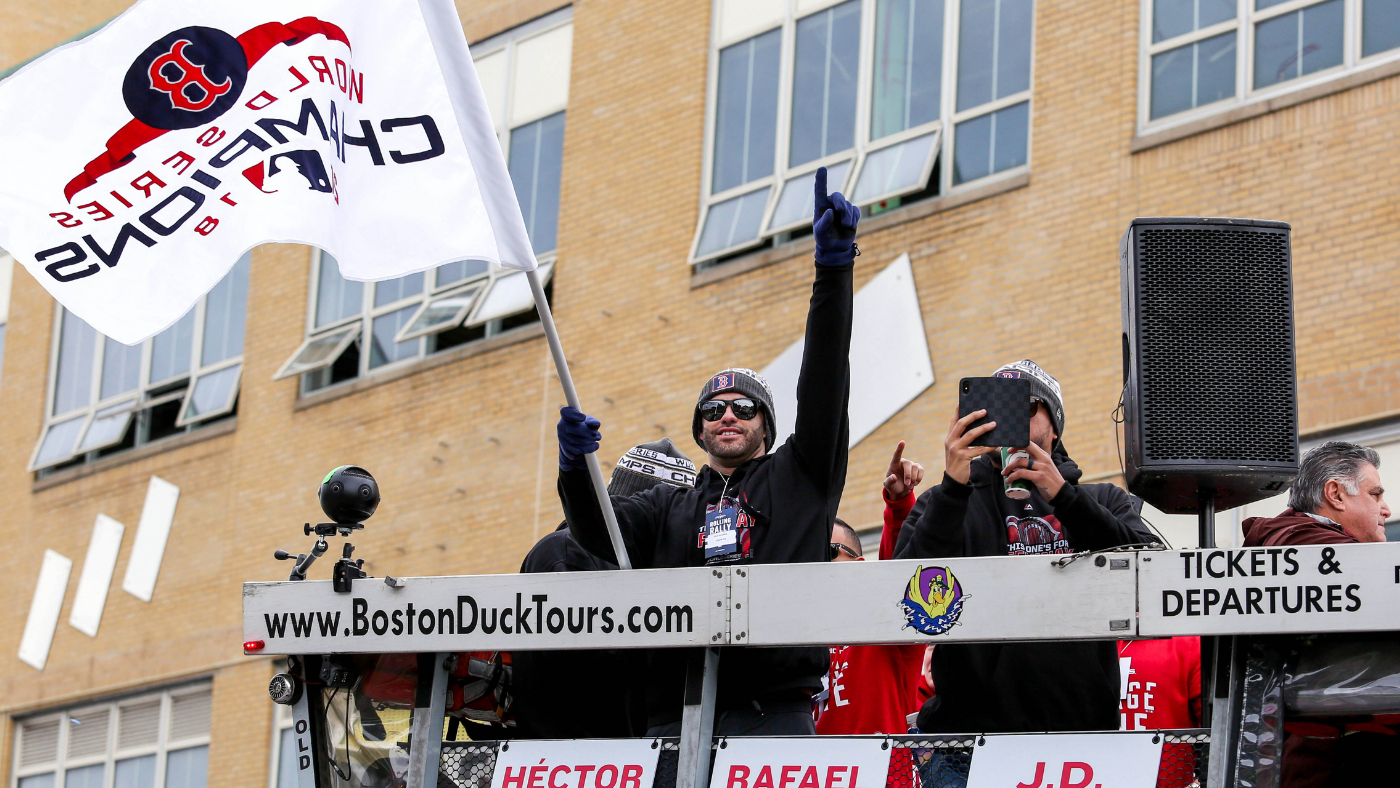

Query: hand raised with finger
<box><xmin>944</xmin><ymin>407</ymin><xmax>998</xmax><ymax>485</ymax></box>
<box><xmin>884</xmin><ymin>440</ymin><xmax>926</xmax><ymax>499</ymax></box>
<box><xmin>813</xmin><ymin>166</ymin><xmax>860</xmax><ymax>266</ymax></box>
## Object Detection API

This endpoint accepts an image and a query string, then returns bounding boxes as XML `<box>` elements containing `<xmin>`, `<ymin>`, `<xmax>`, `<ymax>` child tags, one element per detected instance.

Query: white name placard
<box><xmin>966</xmin><ymin>733</ymin><xmax>1162</xmax><ymax>788</ymax></box>
<box><xmin>709</xmin><ymin>737</ymin><xmax>892</xmax><ymax>788</ymax></box>
<box><xmin>490</xmin><ymin>740</ymin><xmax>662</xmax><ymax>788</ymax></box>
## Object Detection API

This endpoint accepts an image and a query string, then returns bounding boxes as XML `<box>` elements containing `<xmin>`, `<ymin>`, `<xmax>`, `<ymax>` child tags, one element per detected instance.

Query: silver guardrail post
<box><xmin>407</xmin><ymin>652</ymin><xmax>451</xmax><ymax>788</ymax></box>
<box><xmin>677</xmin><ymin>646</ymin><xmax>720</xmax><ymax>788</ymax></box>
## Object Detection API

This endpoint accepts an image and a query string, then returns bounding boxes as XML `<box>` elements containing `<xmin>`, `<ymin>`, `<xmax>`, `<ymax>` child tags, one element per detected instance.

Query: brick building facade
<box><xmin>3</xmin><ymin>0</ymin><xmax>1400</xmax><ymax>785</ymax></box>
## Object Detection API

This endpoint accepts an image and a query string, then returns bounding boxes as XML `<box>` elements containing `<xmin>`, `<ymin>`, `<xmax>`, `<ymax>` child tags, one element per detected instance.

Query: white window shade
<box><xmin>510</xmin><ymin>24</ymin><xmax>572</xmax><ymax>127</ymax></box>
<box><xmin>20</xmin><ymin>718</ymin><xmax>60</xmax><ymax>768</ymax></box>
<box><xmin>69</xmin><ymin>514</ymin><xmax>125</xmax><ymax>637</ymax></box>
<box><xmin>719</xmin><ymin>0</ymin><xmax>785</xmax><ymax>45</ymax></box>
<box><xmin>474</xmin><ymin>49</ymin><xmax>509</xmax><ymax>132</ymax></box>
<box><xmin>762</xmin><ymin>253</ymin><xmax>934</xmax><ymax>449</ymax></box>
<box><xmin>122</xmin><ymin>476</ymin><xmax>180</xmax><ymax>603</ymax></box>
<box><xmin>272</xmin><ymin>324</ymin><xmax>361</xmax><ymax>381</ymax></box>
<box><xmin>19</xmin><ymin>549</ymin><xmax>72</xmax><ymax>670</ymax></box>
<box><xmin>467</xmin><ymin>263</ymin><xmax>554</xmax><ymax>326</ymax></box>
<box><xmin>169</xmin><ymin>689</ymin><xmax>212</xmax><ymax>742</ymax></box>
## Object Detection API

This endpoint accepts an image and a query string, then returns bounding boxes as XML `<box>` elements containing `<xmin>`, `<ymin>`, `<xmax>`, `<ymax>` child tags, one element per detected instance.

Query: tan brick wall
<box><xmin>3</xmin><ymin>0</ymin><xmax>1400</xmax><ymax>780</ymax></box>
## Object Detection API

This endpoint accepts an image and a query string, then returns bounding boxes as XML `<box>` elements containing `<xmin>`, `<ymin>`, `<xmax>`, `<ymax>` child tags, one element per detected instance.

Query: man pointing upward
<box><xmin>556</xmin><ymin>168</ymin><xmax>860</xmax><ymax>736</ymax></box>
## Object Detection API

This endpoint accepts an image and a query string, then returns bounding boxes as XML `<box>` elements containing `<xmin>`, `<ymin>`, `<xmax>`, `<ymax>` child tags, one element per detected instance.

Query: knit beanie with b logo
<box><xmin>992</xmin><ymin>359</ymin><xmax>1065</xmax><ymax>438</ymax></box>
<box><xmin>691</xmin><ymin>368</ymin><xmax>777</xmax><ymax>452</ymax></box>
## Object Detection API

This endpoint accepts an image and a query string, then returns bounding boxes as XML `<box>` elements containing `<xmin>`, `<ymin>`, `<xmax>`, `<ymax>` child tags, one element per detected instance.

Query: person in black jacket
<box><xmin>512</xmin><ymin>439</ymin><xmax>697</xmax><ymax>740</ymax></box>
<box><xmin>899</xmin><ymin>359</ymin><xmax>1156</xmax><ymax>734</ymax></box>
<box><xmin>555</xmin><ymin>167</ymin><xmax>859</xmax><ymax>736</ymax></box>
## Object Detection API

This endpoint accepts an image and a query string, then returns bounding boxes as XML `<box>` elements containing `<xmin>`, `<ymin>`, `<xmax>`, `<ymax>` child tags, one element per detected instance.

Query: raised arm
<box><xmin>788</xmin><ymin>167</ymin><xmax>858</xmax><ymax>491</ymax></box>
<box><xmin>880</xmin><ymin>441</ymin><xmax>925</xmax><ymax>560</ymax></box>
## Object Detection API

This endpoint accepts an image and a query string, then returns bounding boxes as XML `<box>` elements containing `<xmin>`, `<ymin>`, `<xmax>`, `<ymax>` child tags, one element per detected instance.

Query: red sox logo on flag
<box><xmin>0</xmin><ymin>0</ymin><xmax>536</xmax><ymax>345</ymax></box>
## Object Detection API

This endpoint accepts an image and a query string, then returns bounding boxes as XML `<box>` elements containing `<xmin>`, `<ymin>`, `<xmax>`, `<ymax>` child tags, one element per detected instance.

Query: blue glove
<box><xmin>558</xmin><ymin>406</ymin><xmax>601</xmax><ymax>471</ymax></box>
<box><xmin>812</xmin><ymin>166</ymin><xmax>859</xmax><ymax>267</ymax></box>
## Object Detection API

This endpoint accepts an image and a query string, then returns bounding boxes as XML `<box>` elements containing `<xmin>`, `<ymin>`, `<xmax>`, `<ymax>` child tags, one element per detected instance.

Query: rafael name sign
<box><xmin>1137</xmin><ymin>542</ymin><xmax>1400</xmax><ymax>637</ymax></box>
<box><xmin>490</xmin><ymin>740</ymin><xmax>661</xmax><ymax>788</ymax></box>
<box><xmin>709</xmin><ymin>738</ymin><xmax>891</xmax><ymax>788</ymax></box>
<box><xmin>966</xmin><ymin>734</ymin><xmax>1162</xmax><ymax>788</ymax></box>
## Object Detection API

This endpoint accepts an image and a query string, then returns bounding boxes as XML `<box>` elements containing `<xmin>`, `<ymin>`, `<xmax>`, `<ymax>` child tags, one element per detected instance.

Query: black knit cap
<box><xmin>691</xmin><ymin>368</ymin><xmax>777</xmax><ymax>452</ymax></box>
<box><xmin>608</xmin><ymin>438</ymin><xmax>698</xmax><ymax>497</ymax></box>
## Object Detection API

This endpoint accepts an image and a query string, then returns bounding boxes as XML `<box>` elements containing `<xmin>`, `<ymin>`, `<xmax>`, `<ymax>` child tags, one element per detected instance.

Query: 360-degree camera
<box><xmin>274</xmin><ymin>466</ymin><xmax>381</xmax><ymax>592</ymax></box>
<box><xmin>320</xmin><ymin>465</ymin><xmax>380</xmax><ymax>524</ymax></box>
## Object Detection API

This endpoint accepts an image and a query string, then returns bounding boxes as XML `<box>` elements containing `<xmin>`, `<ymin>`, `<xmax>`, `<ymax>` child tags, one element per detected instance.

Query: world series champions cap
<box><xmin>608</xmin><ymin>438</ymin><xmax>698</xmax><ymax>498</ymax></box>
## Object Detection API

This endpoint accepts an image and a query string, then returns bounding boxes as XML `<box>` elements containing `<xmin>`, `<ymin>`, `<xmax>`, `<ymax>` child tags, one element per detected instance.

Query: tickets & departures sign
<box><xmin>1138</xmin><ymin>542</ymin><xmax>1400</xmax><ymax>637</ymax></box>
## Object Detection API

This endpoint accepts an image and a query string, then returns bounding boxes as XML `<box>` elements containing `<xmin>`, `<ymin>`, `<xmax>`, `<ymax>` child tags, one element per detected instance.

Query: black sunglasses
<box><xmin>700</xmin><ymin>398</ymin><xmax>760</xmax><ymax>422</ymax></box>
<box><xmin>829</xmin><ymin>542</ymin><xmax>861</xmax><ymax>560</ymax></box>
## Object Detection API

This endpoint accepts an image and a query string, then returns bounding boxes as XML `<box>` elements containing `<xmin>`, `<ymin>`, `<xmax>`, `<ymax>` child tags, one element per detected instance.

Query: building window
<box><xmin>1142</xmin><ymin>0</ymin><xmax>1400</xmax><ymax>127</ymax></box>
<box><xmin>29</xmin><ymin>255</ymin><xmax>249</xmax><ymax>473</ymax></box>
<box><xmin>12</xmin><ymin>684</ymin><xmax>211</xmax><ymax>788</ymax></box>
<box><xmin>276</xmin><ymin>251</ymin><xmax>553</xmax><ymax>392</ymax></box>
<box><xmin>278</xmin><ymin>13</ymin><xmax>569</xmax><ymax>394</ymax></box>
<box><xmin>691</xmin><ymin>0</ymin><xmax>1035</xmax><ymax>264</ymax></box>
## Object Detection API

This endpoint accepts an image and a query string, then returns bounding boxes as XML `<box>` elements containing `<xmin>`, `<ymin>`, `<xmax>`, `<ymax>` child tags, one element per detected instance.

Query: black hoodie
<box><xmin>898</xmin><ymin>449</ymin><xmax>1155</xmax><ymax>733</ymax></box>
<box><xmin>560</xmin><ymin>260</ymin><xmax>853</xmax><ymax>728</ymax></box>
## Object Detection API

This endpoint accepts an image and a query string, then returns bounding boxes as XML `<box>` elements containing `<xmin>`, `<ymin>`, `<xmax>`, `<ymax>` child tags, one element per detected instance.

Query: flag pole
<box><xmin>526</xmin><ymin>268</ymin><xmax>633</xmax><ymax>570</ymax></box>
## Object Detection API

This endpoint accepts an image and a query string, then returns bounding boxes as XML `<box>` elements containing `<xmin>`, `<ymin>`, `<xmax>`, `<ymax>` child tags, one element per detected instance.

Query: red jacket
<box><xmin>1241</xmin><ymin>509</ymin><xmax>1358</xmax><ymax>547</ymax></box>
<box><xmin>815</xmin><ymin>490</ymin><xmax>927</xmax><ymax>735</ymax></box>
<box><xmin>1119</xmin><ymin>637</ymin><xmax>1201</xmax><ymax>731</ymax></box>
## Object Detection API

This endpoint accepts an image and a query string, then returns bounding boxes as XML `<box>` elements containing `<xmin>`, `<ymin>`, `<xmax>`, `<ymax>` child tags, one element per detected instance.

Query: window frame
<box><xmin>692</xmin><ymin>0</ymin><xmax>1036</xmax><ymax>265</ymax></box>
<box><xmin>29</xmin><ymin>257</ymin><xmax>248</xmax><ymax>472</ymax></box>
<box><xmin>280</xmin><ymin>249</ymin><xmax>554</xmax><ymax>391</ymax></box>
<box><xmin>265</xmin><ymin>683</ymin><xmax>295</xmax><ymax>788</ymax></box>
<box><xmin>1138</xmin><ymin>0</ymin><xmax>1400</xmax><ymax>133</ymax></box>
<box><xmin>11</xmin><ymin>684</ymin><xmax>212</xmax><ymax>788</ymax></box>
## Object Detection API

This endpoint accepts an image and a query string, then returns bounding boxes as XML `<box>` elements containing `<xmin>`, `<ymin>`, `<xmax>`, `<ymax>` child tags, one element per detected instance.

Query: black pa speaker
<box><xmin>1120</xmin><ymin>217</ymin><xmax>1299</xmax><ymax>514</ymax></box>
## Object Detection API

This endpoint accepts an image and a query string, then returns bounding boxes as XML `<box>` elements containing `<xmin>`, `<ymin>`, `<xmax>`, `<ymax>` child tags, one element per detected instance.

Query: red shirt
<box><xmin>815</xmin><ymin>490</ymin><xmax>926</xmax><ymax>735</ymax></box>
<box><xmin>1119</xmin><ymin>637</ymin><xmax>1202</xmax><ymax>730</ymax></box>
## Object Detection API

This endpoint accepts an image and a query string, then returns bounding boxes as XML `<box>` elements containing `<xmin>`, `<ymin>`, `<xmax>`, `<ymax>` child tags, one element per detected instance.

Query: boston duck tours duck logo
<box><xmin>899</xmin><ymin>565</ymin><xmax>966</xmax><ymax>635</ymax></box>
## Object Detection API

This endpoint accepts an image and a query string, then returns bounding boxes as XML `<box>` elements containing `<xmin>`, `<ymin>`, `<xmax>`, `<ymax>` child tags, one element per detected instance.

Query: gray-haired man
<box><xmin>1243</xmin><ymin>440</ymin><xmax>1391</xmax><ymax>546</ymax></box>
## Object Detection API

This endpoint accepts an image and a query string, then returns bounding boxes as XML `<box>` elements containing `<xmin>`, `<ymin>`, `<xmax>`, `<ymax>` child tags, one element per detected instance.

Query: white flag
<box><xmin>0</xmin><ymin>0</ymin><xmax>535</xmax><ymax>345</ymax></box>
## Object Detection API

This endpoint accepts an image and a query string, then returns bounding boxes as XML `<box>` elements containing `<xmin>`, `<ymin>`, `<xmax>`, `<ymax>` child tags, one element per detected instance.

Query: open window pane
<box><xmin>435</xmin><ymin>259</ymin><xmax>490</xmax><ymax>289</ymax></box>
<box><xmin>469</xmin><ymin>263</ymin><xmax>554</xmax><ymax>326</ymax></box>
<box><xmin>100</xmin><ymin>336</ymin><xmax>142</xmax><ymax>400</ymax></box>
<box><xmin>1254</xmin><ymin>0</ymin><xmax>1343</xmax><ymax>89</ymax></box>
<box><xmin>852</xmin><ymin>130</ymin><xmax>939</xmax><ymax>203</ymax></box>
<box><xmin>273</xmin><ymin>324</ymin><xmax>361</xmax><ymax>380</ymax></box>
<box><xmin>373</xmin><ymin>272</ymin><xmax>424</xmax><ymax>308</ymax></box>
<box><xmin>769</xmin><ymin>160</ymin><xmax>852</xmax><ymax>232</ymax></box>
<box><xmin>178</xmin><ymin>365</ymin><xmax>240</xmax><ymax>425</ymax></box>
<box><xmin>54</xmin><ymin>308</ymin><xmax>97</xmax><ymax>416</ymax></box>
<box><xmin>395</xmin><ymin>283</ymin><xmax>487</xmax><ymax>343</ymax></box>
<box><xmin>1364</xmin><ymin>0</ymin><xmax>1400</xmax><ymax>56</ymax></box>
<box><xmin>713</xmin><ymin>29</ymin><xmax>782</xmax><ymax>193</ymax></box>
<box><xmin>956</xmin><ymin>0</ymin><xmax>1034</xmax><ymax>111</ymax></box>
<box><xmin>115</xmin><ymin>755</ymin><xmax>157</xmax><ymax>788</ymax></box>
<box><xmin>1153</xmin><ymin>0</ymin><xmax>1236</xmax><ymax>42</ymax></box>
<box><xmin>77</xmin><ymin>400</ymin><xmax>136</xmax><ymax>453</ymax></box>
<box><xmin>695</xmin><ymin>186</ymin><xmax>772</xmax><ymax>259</ymax></box>
<box><xmin>1150</xmin><ymin>32</ymin><xmax>1236</xmax><ymax>119</ymax></box>
<box><xmin>789</xmin><ymin>0</ymin><xmax>861</xmax><ymax>167</ymax></box>
<box><xmin>872</xmin><ymin>0</ymin><xmax>945</xmax><ymax>141</ymax></box>
<box><xmin>149</xmin><ymin>310</ymin><xmax>195</xmax><ymax>384</ymax></box>
<box><xmin>314</xmin><ymin>253</ymin><xmax>364</xmax><ymax>329</ymax></box>
<box><xmin>509</xmin><ymin>111</ymin><xmax>567</xmax><ymax>255</ymax></box>
<box><xmin>953</xmin><ymin>101</ymin><xmax>1027</xmax><ymax>184</ymax></box>
<box><xmin>201</xmin><ymin>253</ymin><xmax>249</xmax><ymax>366</ymax></box>
<box><xmin>369</xmin><ymin>306</ymin><xmax>421</xmax><ymax>369</ymax></box>
<box><xmin>32</xmin><ymin>414</ymin><xmax>86</xmax><ymax>470</ymax></box>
